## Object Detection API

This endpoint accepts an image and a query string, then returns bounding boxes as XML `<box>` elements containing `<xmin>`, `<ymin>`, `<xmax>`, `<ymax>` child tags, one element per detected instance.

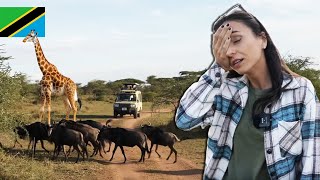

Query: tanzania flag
<box><xmin>0</xmin><ymin>7</ymin><xmax>45</xmax><ymax>37</ymax></box>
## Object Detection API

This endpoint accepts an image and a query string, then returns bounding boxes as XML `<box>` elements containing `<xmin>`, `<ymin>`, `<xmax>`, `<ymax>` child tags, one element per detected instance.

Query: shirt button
<box><xmin>266</xmin><ymin>149</ymin><xmax>272</xmax><ymax>154</ymax></box>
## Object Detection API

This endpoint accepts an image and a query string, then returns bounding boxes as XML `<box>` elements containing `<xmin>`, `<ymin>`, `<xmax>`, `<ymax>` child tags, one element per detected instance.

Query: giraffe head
<box><xmin>23</xmin><ymin>29</ymin><xmax>38</xmax><ymax>43</ymax></box>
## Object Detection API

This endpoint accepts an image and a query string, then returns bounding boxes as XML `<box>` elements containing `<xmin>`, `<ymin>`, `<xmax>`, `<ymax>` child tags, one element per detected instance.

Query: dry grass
<box><xmin>0</xmin><ymin>150</ymin><xmax>104</xmax><ymax>180</ymax></box>
<box><xmin>0</xmin><ymin>133</ymin><xmax>102</xmax><ymax>180</ymax></box>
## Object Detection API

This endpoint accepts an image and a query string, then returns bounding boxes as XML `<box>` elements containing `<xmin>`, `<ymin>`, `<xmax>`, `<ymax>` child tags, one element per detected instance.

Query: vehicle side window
<box><xmin>131</xmin><ymin>95</ymin><xmax>136</xmax><ymax>101</ymax></box>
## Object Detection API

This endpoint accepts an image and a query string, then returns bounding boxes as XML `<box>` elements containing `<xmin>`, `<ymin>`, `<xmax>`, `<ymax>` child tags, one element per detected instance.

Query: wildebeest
<box><xmin>78</xmin><ymin>119</ymin><xmax>104</xmax><ymax>129</ymax></box>
<box><xmin>98</xmin><ymin>127</ymin><xmax>150</xmax><ymax>163</ymax></box>
<box><xmin>58</xmin><ymin>119</ymin><xmax>102</xmax><ymax>157</ymax></box>
<box><xmin>140</xmin><ymin>124</ymin><xmax>180</xmax><ymax>163</ymax></box>
<box><xmin>13</xmin><ymin>122</ymin><xmax>50</xmax><ymax>157</ymax></box>
<box><xmin>49</xmin><ymin>123</ymin><xmax>88</xmax><ymax>163</ymax></box>
<box><xmin>78</xmin><ymin>119</ymin><xmax>112</xmax><ymax>154</ymax></box>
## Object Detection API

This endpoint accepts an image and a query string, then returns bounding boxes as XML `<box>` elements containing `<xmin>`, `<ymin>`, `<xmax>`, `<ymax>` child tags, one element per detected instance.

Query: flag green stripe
<box><xmin>0</xmin><ymin>7</ymin><xmax>33</xmax><ymax>29</ymax></box>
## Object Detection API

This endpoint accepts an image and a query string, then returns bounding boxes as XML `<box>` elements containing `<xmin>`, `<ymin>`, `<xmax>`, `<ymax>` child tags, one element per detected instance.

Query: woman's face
<box><xmin>225</xmin><ymin>20</ymin><xmax>267</xmax><ymax>75</ymax></box>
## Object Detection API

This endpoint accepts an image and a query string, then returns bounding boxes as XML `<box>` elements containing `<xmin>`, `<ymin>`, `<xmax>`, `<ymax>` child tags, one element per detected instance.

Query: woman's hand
<box><xmin>212</xmin><ymin>24</ymin><xmax>232</xmax><ymax>71</ymax></box>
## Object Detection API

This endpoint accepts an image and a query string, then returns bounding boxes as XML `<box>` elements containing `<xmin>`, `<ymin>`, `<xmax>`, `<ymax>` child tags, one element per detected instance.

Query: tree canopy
<box><xmin>0</xmin><ymin>46</ymin><xmax>24</xmax><ymax>131</ymax></box>
<box><xmin>284</xmin><ymin>55</ymin><xmax>320</xmax><ymax>96</ymax></box>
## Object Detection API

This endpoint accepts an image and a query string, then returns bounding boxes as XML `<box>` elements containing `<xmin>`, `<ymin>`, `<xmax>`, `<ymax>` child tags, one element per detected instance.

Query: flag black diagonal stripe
<box><xmin>0</xmin><ymin>7</ymin><xmax>45</xmax><ymax>37</ymax></box>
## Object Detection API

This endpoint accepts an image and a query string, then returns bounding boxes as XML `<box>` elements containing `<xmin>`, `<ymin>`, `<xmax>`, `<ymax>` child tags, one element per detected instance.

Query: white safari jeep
<box><xmin>113</xmin><ymin>83</ymin><xmax>142</xmax><ymax>119</ymax></box>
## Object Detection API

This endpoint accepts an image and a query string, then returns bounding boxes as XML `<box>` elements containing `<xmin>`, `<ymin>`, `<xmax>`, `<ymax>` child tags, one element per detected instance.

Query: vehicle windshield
<box><xmin>116</xmin><ymin>94</ymin><xmax>136</xmax><ymax>101</ymax></box>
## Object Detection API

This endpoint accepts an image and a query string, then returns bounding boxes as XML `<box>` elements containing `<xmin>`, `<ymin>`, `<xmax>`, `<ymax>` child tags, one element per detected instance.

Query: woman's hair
<box><xmin>212</xmin><ymin>11</ymin><xmax>295</xmax><ymax>120</ymax></box>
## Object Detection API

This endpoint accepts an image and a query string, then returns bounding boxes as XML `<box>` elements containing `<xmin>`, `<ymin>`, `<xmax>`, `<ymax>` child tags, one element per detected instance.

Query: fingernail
<box><xmin>221</xmin><ymin>25</ymin><xmax>224</xmax><ymax>28</ymax></box>
<box><xmin>226</xmin><ymin>24</ymin><xmax>229</xmax><ymax>27</ymax></box>
<box><xmin>228</xmin><ymin>27</ymin><xmax>231</xmax><ymax>30</ymax></box>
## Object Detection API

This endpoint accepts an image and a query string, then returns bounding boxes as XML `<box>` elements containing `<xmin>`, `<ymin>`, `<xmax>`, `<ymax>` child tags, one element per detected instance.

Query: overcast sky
<box><xmin>0</xmin><ymin>0</ymin><xmax>319</xmax><ymax>85</ymax></box>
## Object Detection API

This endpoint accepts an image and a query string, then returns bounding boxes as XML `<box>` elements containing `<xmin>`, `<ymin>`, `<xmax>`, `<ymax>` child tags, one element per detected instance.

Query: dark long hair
<box><xmin>212</xmin><ymin>11</ymin><xmax>294</xmax><ymax>118</ymax></box>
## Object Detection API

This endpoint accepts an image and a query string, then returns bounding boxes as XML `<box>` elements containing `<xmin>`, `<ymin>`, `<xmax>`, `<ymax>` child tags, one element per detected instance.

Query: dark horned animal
<box><xmin>58</xmin><ymin>119</ymin><xmax>102</xmax><ymax>157</ymax></box>
<box><xmin>140</xmin><ymin>124</ymin><xmax>180</xmax><ymax>163</ymax></box>
<box><xmin>78</xmin><ymin>119</ymin><xmax>112</xmax><ymax>154</ymax></box>
<box><xmin>98</xmin><ymin>127</ymin><xmax>149</xmax><ymax>163</ymax></box>
<box><xmin>13</xmin><ymin>122</ymin><xmax>50</xmax><ymax>157</ymax></box>
<box><xmin>49</xmin><ymin>123</ymin><xmax>87</xmax><ymax>163</ymax></box>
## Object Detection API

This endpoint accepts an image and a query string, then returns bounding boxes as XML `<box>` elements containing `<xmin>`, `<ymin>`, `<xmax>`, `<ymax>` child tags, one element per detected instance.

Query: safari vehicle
<box><xmin>113</xmin><ymin>83</ymin><xmax>142</xmax><ymax>119</ymax></box>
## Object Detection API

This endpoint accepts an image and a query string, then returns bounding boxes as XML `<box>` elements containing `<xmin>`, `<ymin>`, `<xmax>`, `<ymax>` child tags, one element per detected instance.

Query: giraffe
<box><xmin>23</xmin><ymin>30</ymin><xmax>82</xmax><ymax>125</ymax></box>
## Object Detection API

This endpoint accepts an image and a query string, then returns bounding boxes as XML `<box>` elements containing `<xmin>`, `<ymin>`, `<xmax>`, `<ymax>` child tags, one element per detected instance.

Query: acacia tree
<box><xmin>82</xmin><ymin>80</ymin><xmax>108</xmax><ymax>100</ymax></box>
<box><xmin>0</xmin><ymin>46</ymin><xmax>24</xmax><ymax>132</ymax></box>
<box><xmin>284</xmin><ymin>55</ymin><xmax>320</xmax><ymax>95</ymax></box>
<box><xmin>146</xmin><ymin>71</ymin><xmax>203</xmax><ymax>111</ymax></box>
<box><xmin>80</xmin><ymin>78</ymin><xmax>144</xmax><ymax>101</ymax></box>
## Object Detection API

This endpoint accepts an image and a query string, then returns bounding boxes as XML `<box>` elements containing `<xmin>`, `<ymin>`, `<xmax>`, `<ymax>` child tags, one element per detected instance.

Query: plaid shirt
<box><xmin>175</xmin><ymin>62</ymin><xmax>320</xmax><ymax>180</ymax></box>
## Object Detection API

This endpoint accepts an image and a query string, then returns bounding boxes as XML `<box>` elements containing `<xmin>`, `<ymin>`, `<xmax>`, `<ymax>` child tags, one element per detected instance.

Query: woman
<box><xmin>175</xmin><ymin>4</ymin><xmax>319</xmax><ymax>180</ymax></box>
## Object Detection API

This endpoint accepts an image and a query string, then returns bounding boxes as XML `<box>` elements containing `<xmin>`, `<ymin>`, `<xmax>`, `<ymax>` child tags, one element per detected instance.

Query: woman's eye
<box><xmin>233</xmin><ymin>39</ymin><xmax>241</xmax><ymax>43</ymax></box>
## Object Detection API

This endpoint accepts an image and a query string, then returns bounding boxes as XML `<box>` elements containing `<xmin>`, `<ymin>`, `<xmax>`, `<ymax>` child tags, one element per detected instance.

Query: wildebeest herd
<box><xmin>13</xmin><ymin>120</ymin><xmax>180</xmax><ymax>163</ymax></box>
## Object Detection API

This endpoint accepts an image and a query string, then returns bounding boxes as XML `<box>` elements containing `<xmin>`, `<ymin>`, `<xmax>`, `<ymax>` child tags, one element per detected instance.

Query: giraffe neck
<box><xmin>34</xmin><ymin>38</ymin><xmax>51</xmax><ymax>75</ymax></box>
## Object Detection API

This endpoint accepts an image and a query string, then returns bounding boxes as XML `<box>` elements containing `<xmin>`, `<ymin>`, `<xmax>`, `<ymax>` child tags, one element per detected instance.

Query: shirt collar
<box><xmin>281</xmin><ymin>74</ymin><xmax>300</xmax><ymax>90</ymax></box>
<box><xmin>230</xmin><ymin>73</ymin><xmax>300</xmax><ymax>90</ymax></box>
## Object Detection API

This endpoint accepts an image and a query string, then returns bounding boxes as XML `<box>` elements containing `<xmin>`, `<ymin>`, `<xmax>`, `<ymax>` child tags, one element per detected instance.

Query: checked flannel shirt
<box><xmin>175</xmin><ymin>62</ymin><xmax>320</xmax><ymax>180</ymax></box>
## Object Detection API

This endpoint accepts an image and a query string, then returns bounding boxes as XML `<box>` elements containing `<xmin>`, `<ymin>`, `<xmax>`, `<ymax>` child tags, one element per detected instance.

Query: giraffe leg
<box><xmin>63</xmin><ymin>97</ymin><xmax>71</xmax><ymax>120</ymax></box>
<box><xmin>45</xmin><ymin>90</ymin><xmax>52</xmax><ymax>125</ymax></box>
<box><xmin>47</xmin><ymin>102</ymin><xmax>51</xmax><ymax>125</ymax></box>
<box><xmin>39</xmin><ymin>99</ymin><xmax>46</xmax><ymax>122</ymax></box>
<box><xmin>40</xmin><ymin>77</ymin><xmax>53</xmax><ymax>125</ymax></box>
<box><xmin>39</xmin><ymin>88</ymin><xmax>46</xmax><ymax>122</ymax></box>
<box><xmin>70</xmin><ymin>98</ymin><xmax>77</xmax><ymax>121</ymax></box>
<box><xmin>72</xmin><ymin>102</ymin><xmax>77</xmax><ymax>121</ymax></box>
<box><xmin>67</xmin><ymin>92</ymin><xmax>77</xmax><ymax>121</ymax></box>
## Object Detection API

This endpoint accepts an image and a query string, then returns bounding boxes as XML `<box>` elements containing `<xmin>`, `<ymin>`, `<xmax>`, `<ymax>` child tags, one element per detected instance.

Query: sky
<box><xmin>0</xmin><ymin>0</ymin><xmax>319</xmax><ymax>85</ymax></box>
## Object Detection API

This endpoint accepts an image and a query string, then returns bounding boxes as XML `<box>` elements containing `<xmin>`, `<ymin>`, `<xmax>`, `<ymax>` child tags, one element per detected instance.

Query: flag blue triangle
<box><xmin>13</xmin><ymin>15</ymin><xmax>45</xmax><ymax>37</ymax></box>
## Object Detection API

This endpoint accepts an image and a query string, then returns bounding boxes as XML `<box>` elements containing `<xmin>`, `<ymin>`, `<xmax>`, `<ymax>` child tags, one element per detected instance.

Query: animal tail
<box><xmin>74</xmin><ymin>89</ymin><xmax>82</xmax><ymax>110</ymax></box>
<box><xmin>77</xmin><ymin>98</ymin><xmax>82</xmax><ymax>110</ymax></box>
<box><xmin>144</xmin><ymin>134</ymin><xmax>150</xmax><ymax>153</ymax></box>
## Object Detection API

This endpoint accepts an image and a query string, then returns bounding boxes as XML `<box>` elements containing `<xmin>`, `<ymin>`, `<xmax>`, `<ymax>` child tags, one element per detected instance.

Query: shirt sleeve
<box><xmin>300</xmin><ymin>80</ymin><xmax>320</xmax><ymax>179</ymax></box>
<box><xmin>175</xmin><ymin>62</ymin><xmax>225</xmax><ymax>131</ymax></box>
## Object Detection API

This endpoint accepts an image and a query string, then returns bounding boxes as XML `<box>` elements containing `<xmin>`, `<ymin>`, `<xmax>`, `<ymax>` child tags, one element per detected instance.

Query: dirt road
<box><xmin>94</xmin><ymin>112</ymin><xmax>203</xmax><ymax>180</ymax></box>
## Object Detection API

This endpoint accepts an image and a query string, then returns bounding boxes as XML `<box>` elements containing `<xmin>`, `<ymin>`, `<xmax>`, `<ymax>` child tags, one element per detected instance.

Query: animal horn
<box><xmin>106</xmin><ymin>119</ymin><xmax>112</xmax><ymax>126</ymax></box>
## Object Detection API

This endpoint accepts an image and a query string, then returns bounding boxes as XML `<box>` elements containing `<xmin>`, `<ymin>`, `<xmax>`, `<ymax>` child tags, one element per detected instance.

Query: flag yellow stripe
<box><xmin>0</xmin><ymin>7</ymin><xmax>37</xmax><ymax>32</ymax></box>
<box><xmin>9</xmin><ymin>12</ymin><xmax>45</xmax><ymax>37</ymax></box>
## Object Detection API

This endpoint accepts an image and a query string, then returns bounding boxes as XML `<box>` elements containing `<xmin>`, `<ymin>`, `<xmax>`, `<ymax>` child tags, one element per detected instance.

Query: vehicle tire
<box><xmin>120</xmin><ymin>114</ymin><xmax>124</xmax><ymax>118</ymax></box>
<box><xmin>134</xmin><ymin>110</ymin><xmax>137</xmax><ymax>119</ymax></box>
<box><xmin>137</xmin><ymin>112</ymin><xmax>140</xmax><ymax>118</ymax></box>
<box><xmin>114</xmin><ymin>111</ymin><xmax>118</xmax><ymax>118</ymax></box>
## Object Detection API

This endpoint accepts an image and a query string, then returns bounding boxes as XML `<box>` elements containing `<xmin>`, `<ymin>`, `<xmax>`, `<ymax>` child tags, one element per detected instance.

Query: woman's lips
<box><xmin>231</xmin><ymin>58</ymin><xmax>243</xmax><ymax>68</ymax></box>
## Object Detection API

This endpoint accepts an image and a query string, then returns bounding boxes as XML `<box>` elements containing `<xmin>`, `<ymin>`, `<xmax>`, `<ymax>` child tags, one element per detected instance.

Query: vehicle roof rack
<box><xmin>121</xmin><ymin>83</ymin><xmax>139</xmax><ymax>90</ymax></box>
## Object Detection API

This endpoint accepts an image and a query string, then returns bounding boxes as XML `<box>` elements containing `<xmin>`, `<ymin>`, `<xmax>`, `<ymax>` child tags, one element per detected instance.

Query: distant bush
<box><xmin>142</xmin><ymin>92</ymin><xmax>157</xmax><ymax>102</ymax></box>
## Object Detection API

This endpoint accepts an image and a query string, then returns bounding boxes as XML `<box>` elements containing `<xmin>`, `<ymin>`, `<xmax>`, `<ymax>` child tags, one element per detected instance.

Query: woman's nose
<box><xmin>226</xmin><ymin>45</ymin><xmax>236</xmax><ymax>57</ymax></box>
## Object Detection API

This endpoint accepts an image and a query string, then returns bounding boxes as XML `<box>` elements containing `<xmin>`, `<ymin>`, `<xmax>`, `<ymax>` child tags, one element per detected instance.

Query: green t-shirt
<box><xmin>223</xmin><ymin>85</ymin><xmax>270</xmax><ymax>180</ymax></box>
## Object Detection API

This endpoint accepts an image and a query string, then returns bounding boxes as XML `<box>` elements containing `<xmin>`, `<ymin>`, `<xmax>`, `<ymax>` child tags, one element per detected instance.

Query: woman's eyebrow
<box><xmin>231</xmin><ymin>30</ymin><xmax>240</xmax><ymax>34</ymax></box>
